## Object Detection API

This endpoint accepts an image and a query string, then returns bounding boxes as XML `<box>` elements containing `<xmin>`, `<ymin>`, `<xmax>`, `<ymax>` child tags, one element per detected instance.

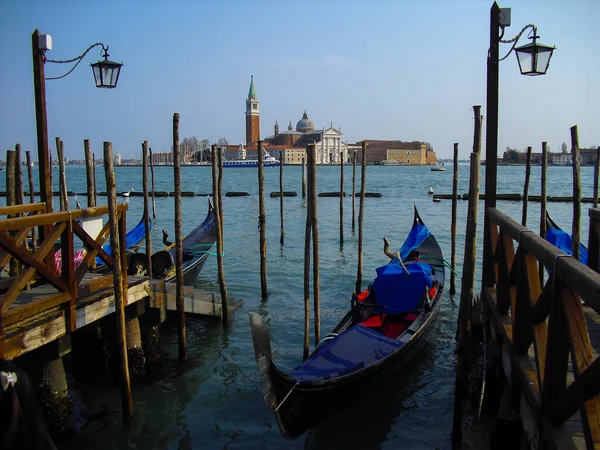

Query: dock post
<box><xmin>84</xmin><ymin>140</ymin><xmax>95</xmax><ymax>207</ymax></box>
<box><xmin>26</xmin><ymin>150</ymin><xmax>37</xmax><ymax>250</ymax></box>
<box><xmin>218</xmin><ymin>147</ymin><xmax>225</xmax><ymax>246</ymax></box>
<box><xmin>355</xmin><ymin>142</ymin><xmax>366</xmax><ymax>294</ymax></box>
<box><xmin>103</xmin><ymin>141</ymin><xmax>133</xmax><ymax>421</ymax></box>
<box><xmin>15</xmin><ymin>144</ymin><xmax>24</xmax><ymax>209</ymax></box>
<box><xmin>453</xmin><ymin>105</ymin><xmax>482</xmax><ymax>448</ymax></box>
<box><xmin>303</xmin><ymin>147</ymin><xmax>312</xmax><ymax>360</ymax></box>
<box><xmin>212</xmin><ymin>145</ymin><xmax>229</xmax><ymax>326</ymax></box>
<box><xmin>352</xmin><ymin>152</ymin><xmax>356</xmax><ymax>232</ymax></box>
<box><xmin>339</xmin><ymin>153</ymin><xmax>344</xmax><ymax>244</ymax></box>
<box><xmin>258</xmin><ymin>141</ymin><xmax>268</xmax><ymax>299</ymax></box>
<box><xmin>302</xmin><ymin>157</ymin><xmax>306</xmax><ymax>199</ymax></box>
<box><xmin>149</xmin><ymin>147</ymin><xmax>156</xmax><ymax>219</ymax></box>
<box><xmin>142</xmin><ymin>141</ymin><xmax>152</xmax><ymax>278</ymax></box>
<box><xmin>450</xmin><ymin>143</ymin><xmax>459</xmax><ymax>296</ymax></box>
<box><xmin>594</xmin><ymin>146</ymin><xmax>599</xmax><ymax>208</ymax></box>
<box><xmin>92</xmin><ymin>153</ymin><xmax>98</xmax><ymax>207</ymax></box>
<box><xmin>6</xmin><ymin>150</ymin><xmax>17</xmax><ymax>276</ymax></box>
<box><xmin>571</xmin><ymin>126</ymin><xmax>581</xmax><ymax>261</ymax></box>
<box><xmin>280</xmin><ymin>154</ymin><xmax>285</xmax><ymax>245</ymax></box>
<box><xmin>57</xmin><ymin>139</ymin><xmax>69</xmax><ymax>211</ymax></box>
<box><xmin>309</xmin><ymin>143</ymin><xmax>320</xmax><ymax>344</ymax></box>
<box><xmin>40</xmin><ymin>356</ymin><xmax>72</xmax><ymax>433</ymax></box>
<box><xmin>173</xmin><ymin>113</ymin><xmax>187</xmax><ymax>362</ymax></box>
<box><xmin>521</xmin><ymin>146</ymin><xmax>532</xmax><ymax>227</ymax></box>
<box><xmin>540</xmin><ymin>142</ymin><xmax>548</xmax><ymax>286</ymax></box>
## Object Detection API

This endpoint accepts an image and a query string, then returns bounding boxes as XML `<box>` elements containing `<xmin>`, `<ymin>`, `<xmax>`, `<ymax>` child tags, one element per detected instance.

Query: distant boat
<box><xmin>431</xmin><ymin>165</ymin><xmax>445</xmax><ymax>172</ymax></box>
<box><xmin>428</xmin><ymin>186</ymin><xmax>434</xmax><ymax>195</ymax></box>
<box><xmin>223</xmin><ymin>150</ymin><xmax>280</xmax><ymax>168</ymax></box>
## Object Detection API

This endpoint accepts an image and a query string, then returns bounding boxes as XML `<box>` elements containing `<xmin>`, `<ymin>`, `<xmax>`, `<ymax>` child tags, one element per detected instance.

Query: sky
<box><xmin>1</xmin><ymin>0</ymin><xmax>599</xmax><ymax>160</ymax></box>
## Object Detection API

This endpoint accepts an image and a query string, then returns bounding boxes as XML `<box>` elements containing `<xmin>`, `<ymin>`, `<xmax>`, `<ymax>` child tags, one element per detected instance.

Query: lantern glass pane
<box><xmin>92</xmin><ymin>65</ymin><xmax>102</xmax><ymax>87</ymax></box>
<box><xmin>536</xmin><ymin>49</ymin><xmax>553</xmax><ymax>74</ymax></box>
<box><xmin>516</xmin><ymin>50</ymin><xmax>533</xmax><ymax>74</ymax></box>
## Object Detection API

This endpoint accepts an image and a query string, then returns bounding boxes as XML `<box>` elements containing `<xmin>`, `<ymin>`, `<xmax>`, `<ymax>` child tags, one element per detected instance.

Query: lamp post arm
<box><xmin>45</xmin><ymin>42</ymin><xmax>107</xmax><ymax>80</ymax></box>
<box><xmin>498</xmin><ymin>24</ymin><xmax>536</xmax><ymax>61</ymax></box>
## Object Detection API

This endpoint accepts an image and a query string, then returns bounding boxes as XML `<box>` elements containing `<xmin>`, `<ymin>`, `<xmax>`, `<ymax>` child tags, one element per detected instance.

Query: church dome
<box><xmin>296</xmin><ymin>111</ymin><xmax>314</xmax><ymax>133</ymax></box>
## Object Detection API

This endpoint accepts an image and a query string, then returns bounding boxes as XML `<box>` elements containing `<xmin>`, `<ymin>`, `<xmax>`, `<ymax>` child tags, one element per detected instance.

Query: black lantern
<box><xmin>514</xmin><ymin>31</ymin><xmax>555</xmax><ymax>76</ymax></box>
<box><xmin>90</xmin><ymin>46</ymin><xmax>123</xmax><ymax>88</ymax></box>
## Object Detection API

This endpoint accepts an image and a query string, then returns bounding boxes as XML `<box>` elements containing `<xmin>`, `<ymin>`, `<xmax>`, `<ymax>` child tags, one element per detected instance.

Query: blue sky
<box><xmin>1</xmin><ymin>0</ymin><xmax>599</xmax><ymax>160</ymax></box>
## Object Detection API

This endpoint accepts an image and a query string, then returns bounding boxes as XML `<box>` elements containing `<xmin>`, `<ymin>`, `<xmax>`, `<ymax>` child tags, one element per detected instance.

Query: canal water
<box><xmin>3</xmin><ymin>163</ymin><xmax>595</xmax><ymax>449</ymax></box>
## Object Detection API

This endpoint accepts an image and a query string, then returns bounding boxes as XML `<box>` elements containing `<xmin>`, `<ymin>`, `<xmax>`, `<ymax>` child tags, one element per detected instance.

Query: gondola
<box><xmin>249</xmin><ymin>206</ymin><xmax>445</xmax><ymax>438</ymax></box>
<box><xmin>128</xmin><ymin>198</ymin><xmax>217</xmax><ymax>285</ymax></box>
<box><xmin>545</xmin><ymin>211</ymin><xmax>589</xmax><ymax>265</ymax></box>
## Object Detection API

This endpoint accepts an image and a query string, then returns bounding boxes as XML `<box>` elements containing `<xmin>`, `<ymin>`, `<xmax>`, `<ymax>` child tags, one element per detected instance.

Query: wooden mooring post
<box><xmin>521</xmin><ymin>146</ymin><xmax>532</xmax><ymax>227</ymax></box>
<box><xmin>258</xmin><ymin>140</ymin><xmax>268</xmax><ymax>299</ymax></box>
<box><xmin>92</xmin><ymin>153</ymin><xmax>98</xmax><ymax>207</ymax></box>
<box><xmin>142</xmin><ymin>141</ymin><xmax>152</xmax><ymax>279</ymax></box>
<box><xmin>25</xmin><ymin>150</ymin><xmax>37</xmax><ymax>250</ymax></box>
<box><xmin>309</xmin><ymin>143</ymin><xmax>320</xmax><ymax>344</ymax></box>
<box><xmin>539</xmin><ymin>142</ymin><xmax>548</xmax><ymax>286</ymax></box>
<box><xmin>103</xmin><ymin>141</ymin><xmax>133</xmax><ymax>421</ymax></box>
<box><xmin>15</xmin><ymin>144</ymin><xmax>24</xmax><ymax>209</ymax></box>
<box><xmin>279</xmin><ymin>154</ymin><xmax>285</xmax><ymax>245</ymax></box>
<box><xmin>6</xmin><ymin>150</ymin><xmax>17</xmax><ymax>276</ymax></box>
<box><xmin>452</xmin><ymin>105</ymin><xmax>482</xmax><ymax>449</ymax></box>
<box><xmin>594</xmin><ymin>146</ymin><xmax>599</xmax><ymax>208</ymax></box>
<box><xmin>302</xmin><ymin>157</ymin><xmax>306</xmax><ymax>199</ymax></box>
<box><xmin>450</xmin><ymin>143</ymin><xmax>459</xmax><ymax>296</ymax></box>
<box><xmin>84</xmin><ymin>139</ymin><xmax>95</xmax><ymax>208</ymax></box>
<box><xmin>356</xmin><ymin>142</ymin><xmax>366</xmax><ymax>293</ymax></box>
<box><xmin>303</xmin><ymin>149</ymin><xmax>312</xmax><ymax>360</ymax></box>
<box><xmin>571</xmin><ymin>125</ymin><xmax>581</xmax><ymax>261</ymax></box>
<box><xmin>149</xmin><ymin>147</ymin><xmax>156</xmax><ymax>219</ymax></box>
<box><xmin>339</xmin><ymin>156</ymin><xmax>344</xmax><ymax>244</ymax></box>
<box><xmin>57</xmin><ymin>139</ymin><xmax>69</xmax><ymax>211</ymax></box>
<box><xmin>215</xmin><ymin>145</ymin><xmax>229</xmax><ymax>327</ymax></box>
<box><xmin>173</xmin><ymin>113</ymin><xmax>187</xmax><ymax>362</ymax></box>
<box><xmin>352</xmin><ymin>153</ymin><xmax>356</xmax><ymax>232</ymax></box>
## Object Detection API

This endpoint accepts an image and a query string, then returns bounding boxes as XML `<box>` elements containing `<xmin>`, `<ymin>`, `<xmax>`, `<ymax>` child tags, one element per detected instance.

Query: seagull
<box><xmin>121</xmin><ymin>188</ymin><xmax>134</xmax><ymax>198</ymax></box>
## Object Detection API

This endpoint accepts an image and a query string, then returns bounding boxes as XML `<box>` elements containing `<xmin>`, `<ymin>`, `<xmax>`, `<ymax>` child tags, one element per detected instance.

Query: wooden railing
<box><xmin>0</xmin><ymin>204</ymin><xmax>128</xmax><ymax>357</ymax></box>
<box><xmin>484</xmin><ymin>207</ymin><xmax>600</xmax><ymax>450</ymax></box>
<box><xmin>588</xmin><ymin>208</ymin><xmax>600</xmax><ymax>273</ymax></box>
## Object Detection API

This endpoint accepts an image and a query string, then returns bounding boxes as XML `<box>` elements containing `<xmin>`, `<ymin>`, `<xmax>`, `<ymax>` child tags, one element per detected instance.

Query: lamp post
<box><xmin>482</xmin><ymin>3</ymin><xmax>555</xmax><ymax>288</ymax></box>
<box><xmin>31</xmin><ymin>29</ymin><xmax>123</xmax><ymax>212</ymax></box>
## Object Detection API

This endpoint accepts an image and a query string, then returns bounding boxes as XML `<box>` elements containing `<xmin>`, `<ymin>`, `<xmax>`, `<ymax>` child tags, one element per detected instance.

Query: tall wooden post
<box><xmin>303</xmin><ymin>149</ymin><xmax>312</xmax><ymax>360</ymax></box>
<box><xmin>92</xmin><ymin>153</ymin><xmax>98</xmax><ymax>207</ymax></box>
<box><xmin>15</xmin><ymin>144</ymin><xmax>24</xmax><ymax>207</ymax></box>
<box><xmin>57</xmin><ymin>139</ymin><xmax>69</xmax><ymax>211</ymax></box>
<box><xmin>26</xmin><ymin>150</ymin><xmax>37</xmax><ymax>250</ymax></box>
<box><xmin>149</xmin><ymin>147</ymin><xmax>156</xmax><ymax>219</ymax></box>
<box><xmin>309</xmin><ymin>144</ymin><xmax>320</xmax><ymax>344</ymax></box>
<box><xmin>594</xmin><ymin>146</ymin><xmax>599</xmax><ymax>208</ymax></box>
<box><xmin>212</xmin><ymin>145</ymin><xmax>228</xmax><ymax>326</ymax></box>
<box><xmin>521</xmin><ymin>146</ymin><xmax>532</xmax><ymax>227</ymax></box>
<box><xmin>571</xmin><ymin>126</ymin><xmax>581</xmax><ymax>261</ymax></box>
<box><xmin>352</xmin><ymin>152</ymin><xmax>356</xmax><ymax>232</ymax></box>
<box><xmin>32</xmin><ymin>30</ymin><xmax>52</xmax><ymax>213</ymax></box>
<box><xmin>103</xmin><ymin>141</ymin><xmax>133</xmax><ymax>421</ymax></box>
<box><xmin>257</xmin><ymin>141</ymin><xmax>268</xmax><ymax>299</ymax></box>
<box><xmin>218</xmin><ymin>148</ymin><xmax>225</xmax><ymax>246</ymax></box>
<box><xmin>142</xmin><ymin>141</ymin><xmax>152</xmax><ymax>279</ymax></box>
<box><xmin>339</xmin><ymin>154</ymin><xmax>344</xmax><ymax>244</ymax></box>
<box><xmin>84</xmin><ymin>139</ymin><xmax>95</xmax><ymax>207</ymax></box>
<box><xmin>172</xmin><ymin>113</ymin><xmax>186</xmax><ymax>362</ymax></box>
<box><xmin>356</xmin><ymin>142</ymin><xmax>367</xmax><ymax>293</ymax></box>
<box><xmin>301</xmin><ymin>157</ymin><xmax>306</xmax><ymax>199</ymax></box>
<box><xmin>279</xmin><ymin>154</ymin><xmax>285</xmax><ymax>245</ymax></box>
<box><xmin>450</xmin><ymin>143</ymin><xmax>459</xmax><ymax>296</ymax></box>
<box><xmin>540</xmin><ymin>142</ymin><xmax>548</xmax><ymax>285</ymax></box>
<box><xmin>6</xmin><ymin>151</ymin><xmax>17</xmax><ymax>276</ymax></box>
<box><xmin>453</xmin><ymin>105</ymin><xmax>482</xmax><ymax>448</ymax></box>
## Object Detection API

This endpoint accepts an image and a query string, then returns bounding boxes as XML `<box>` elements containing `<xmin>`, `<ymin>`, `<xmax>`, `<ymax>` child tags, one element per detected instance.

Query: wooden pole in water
<box><xmin>103</xmin><ymin>141</ymin><xmax>133</xmax><ymax>421</ymax></box>
<box><xmin>84</xmin><ymin>140</ymin><xmax>95</xmax><ymax>207</ymax></box>
<box><xmin>301</xmin><ymin>157</ymin><xmax>306</xmax><ymax>199</ymax></box>
<box><xmin>540</xmin><ymin>142</ymin><xmax>548</xmax><ymax>286</ymax></box>
<box><xmin>571</xmin><ymin>125</ymin><xmax>581</xmax><ymax>261</ymax></box>
<box><xmin>257</xmin><ymin>141</ymin><xmax>268</xmax><ymax>299</ymax></box>
<box><xmin>218</xmin><ymin>148</ymin><xmax>225</xmax><ymax>246</ymax></box>
<box><xmin>303</xmin><ymin>148</ymin><xmax>312</xmax><ymax>360</ymax></box>
<box><xmin>309</xmin><ymin>143</ymin><xmax>321</xmax><ymax>344</ymax></box>
<box><xmin>57</xmin><ymin>140</ymin><xmax>69</xmax><ymax>211</ymax></box>
<box><xmin>26</xmin><ymin>150</ymin><xmax>37</xmax><ymax>250</ymax></box>
<box><xmin>521</xmin><ymin>146</ymin><xmax>532</xmax><ymax>227</ymax></box>
<box><xmin>453</xmin><ymin>105</ymin><xmax>482</xmax><ymax>448</ymax></box>
<box><xmin>594</xmin><ymin>146</ymin><xmax>599</xmax><ymax>208</ymax></box>
<box><xmin>355</xmin><ymin>142</ymin><xmax>366</xmax><ymax>293</ymax></box>
<box><xmin>6</xmin><ymin>150</ymin><xmax>17</xmax><ymax>276</ymax></box>
<box><xmin>279</xmin><ymin>153</ymin><xmax>285</xmax><ymax>245</ymax></box>
<box><xmin>92</xmin><ymin>153</ymin><xmax>98</xmax><ymax>207</ymax></box>
<box><xmin>352</xmin><ymin>152</ymin><xmax>356</xmax><ymax>232</ymax></box>
<box><xmin>450</xmin><ymin>143</ymin><xmax>459</xmax><ymax>296</ymax></box>
<box><xmin>173</xmin><ymin>113</ymin><xmax>186</xmax><ymax>362</ymax></box>
<box><xmin>149</xmin><ymin>147</ymin><xmax>156</xmax><ymax>219</ymax></box>
<box><xmin>212</xmin><ymin>145</ymin><xmax>229</xmax><ymax>326</ymax></box>
<box><xmin>339</xmin><ymin>153</ymin><xmax>344</xmax><ymax>244</ymax></box>
<box><xmin>15</xmin><ymin>144</ymin><xmax>24</xmax><ymax>208</ymax></box>
<box><xmin>142</xmin><ymin>141</ymin><xmax>152</xmax><ymax>279</ymax></box>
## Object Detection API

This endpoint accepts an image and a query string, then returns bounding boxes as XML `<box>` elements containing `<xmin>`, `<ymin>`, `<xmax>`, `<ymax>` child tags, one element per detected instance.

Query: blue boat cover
<box><xmin>97</xmin><ymin>219</ymin><xmax>151</xmax><ymax>264</ymax></box>
<box><xmin>372</xmin><ymin>262</ymin><xmax>433</xmax><ymax>314</ymax></box>
<box><xmin>546</xmin><ymin>227</ymin><xmax>588</xmax><ymax>266</ymax></box>
<box><xmin>288</xmin><ymin>325</ymin><xmax>402</xmax><ymax>382</ymax></box>
<box><xmin>394</xmin><ymin>223</ymin><xmax>431</xmax><ymax>262</ymax></box>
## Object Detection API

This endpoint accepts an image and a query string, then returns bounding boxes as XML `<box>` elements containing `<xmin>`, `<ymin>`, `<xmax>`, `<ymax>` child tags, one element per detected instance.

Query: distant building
<box><xmin>352</xmin><ymin>140</ymin><xmax>436</xmax><ymax>165</ymax></box>
<box><xmin>115</xmin><ymin>151</ymin><xmax>122</xmax><ymax>165</ymax></box>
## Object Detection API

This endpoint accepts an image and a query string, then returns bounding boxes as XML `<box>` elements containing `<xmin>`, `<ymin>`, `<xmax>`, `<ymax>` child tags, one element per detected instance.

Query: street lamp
<box><xmin>482</xmin><ymin>2</ymin><xmax>555</xmax><ymax>288</ymax></box>
<box><xmin>32</xmin><ymin>29</ymin><xmax>123</xmax><ymax>212</ymax></box>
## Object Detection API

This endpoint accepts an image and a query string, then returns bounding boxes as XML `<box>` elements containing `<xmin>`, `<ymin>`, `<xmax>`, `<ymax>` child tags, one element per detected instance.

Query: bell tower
<box><xmin>245</xmin><ymin>75</ymin><xmax>260</xmax><ymax>145</ymax></box>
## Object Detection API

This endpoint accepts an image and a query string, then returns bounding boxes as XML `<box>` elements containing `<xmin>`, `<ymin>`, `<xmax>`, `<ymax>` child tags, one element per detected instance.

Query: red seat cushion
<box><xmin>360</xmin><ymin>314</ymin><xmax>386</xmax><ymax>329</ymax></box>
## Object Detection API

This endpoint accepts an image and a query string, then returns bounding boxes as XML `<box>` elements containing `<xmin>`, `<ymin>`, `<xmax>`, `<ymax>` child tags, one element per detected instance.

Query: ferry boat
<box><xmin>223</xmin><ymin>150</ymin><xmax>280</xmax><ymax>168</ymax></box>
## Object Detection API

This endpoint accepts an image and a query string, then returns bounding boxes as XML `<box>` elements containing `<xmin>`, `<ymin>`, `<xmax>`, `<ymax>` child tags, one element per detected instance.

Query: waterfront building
<box><xmin>351</xmin><ymin>140</ymin><xmax>436</xmax><ymax>165</ymax></box>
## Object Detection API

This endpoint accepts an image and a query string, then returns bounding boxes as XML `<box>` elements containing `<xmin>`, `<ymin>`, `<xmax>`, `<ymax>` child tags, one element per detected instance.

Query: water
<box><xmin>4</xmin><ymin>163</ymin><xmax>596</xmax><ymax>449</ymax></box>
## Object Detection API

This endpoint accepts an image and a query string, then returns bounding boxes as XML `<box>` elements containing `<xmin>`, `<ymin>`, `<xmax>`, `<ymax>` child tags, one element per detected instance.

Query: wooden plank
<box><xmin>3</xmin><ymin>311</ymin><xmax>66</xmax><ymax>360</ymax></box>
<box><xmin>3</xmin><ymin>292</ymin><xmax>71</xmax><ymax>327</ymax></box>
<box><xmin>0</xmin><ymin>202</ymin><xmax>46</xmax><ymax>216</ymax></box>
<box><xmin>496</xmin><ymin>230</ymin><xmax>515</xmax><ymax>314</ymax></box>
<box><xmin>514</xmin><ymin>248</ymin><xmax>534</xmax><ymax>354</ymax></box>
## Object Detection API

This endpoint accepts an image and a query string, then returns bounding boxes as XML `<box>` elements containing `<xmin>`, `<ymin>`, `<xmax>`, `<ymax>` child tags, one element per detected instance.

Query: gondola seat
<box><xmin>371</xmin><ymin>262</ymin><xmax>433</xmax><ymax>314</ymax></box>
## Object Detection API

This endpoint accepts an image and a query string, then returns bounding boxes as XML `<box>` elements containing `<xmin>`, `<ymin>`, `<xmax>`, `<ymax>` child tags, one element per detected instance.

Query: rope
<box><xmin>44</xmin><ymin>42</ymin><xmax>106</xmax><ymax>81</ymax></box>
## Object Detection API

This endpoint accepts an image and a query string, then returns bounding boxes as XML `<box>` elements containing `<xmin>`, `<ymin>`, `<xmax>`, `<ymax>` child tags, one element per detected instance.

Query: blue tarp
<box><xmin>97</xmin><ymin>219</ymin><xmax>151</xmax><ymax>265</ymax></box>
<box><xmin>546</xmin><ymin>227</ymin><xmax>588</xmax><ymax>266</ymax></box>
<box><xmin>395</xmin><ymin>223</ymin><xmax>431</xmax><ymax>262</ymax></box>
<box><xmin>288</xmin><ymin>324</ymin><xmax>402</xmax><ymax>382</ymax></box>
<box><xmin>372</xmin><ymin>262</ymin><xmax>433</xmax><ymax>314</ymax></box>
